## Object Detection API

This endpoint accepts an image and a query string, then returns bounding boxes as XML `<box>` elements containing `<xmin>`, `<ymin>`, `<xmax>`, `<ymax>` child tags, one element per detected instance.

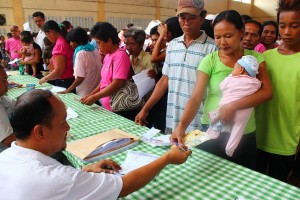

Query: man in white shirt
<box><xmin>135</xmin><ymin>0</ymin><xmax>217</xmax><ymax>133</ymax></box>
<box><xmin>0</xmin><ymin>65</ymin><xmax>15</xmax><ymax>149</ymax></box>
<box><xmin>0</xmin><ymin>89</ymin><xmax>191</xmax><ymax>200</ymax></box>
<box><xmin>32</xmin><ymin>11</ymin><xmax>46</xmax><ymax>51</ymax></box>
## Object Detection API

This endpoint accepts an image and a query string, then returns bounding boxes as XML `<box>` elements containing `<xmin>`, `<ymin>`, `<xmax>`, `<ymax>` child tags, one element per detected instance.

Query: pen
<box><xmin>173</xmin><ymin>141</ymin><xmax>188</xmax><ymax>152</ymax></box>
<box><xmin>74</xmin><ymin>97</ymin><xmax>81</xmax><ymax>101</ymax></box>
<box><xmin>102</xmin><ymin>166</ymin><xmax>114</xmax><ymax>173</ymax></box>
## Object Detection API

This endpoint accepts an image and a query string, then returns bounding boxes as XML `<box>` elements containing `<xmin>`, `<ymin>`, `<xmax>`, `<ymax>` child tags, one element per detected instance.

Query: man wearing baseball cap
<box><xmin>136</xmin><ymin>0</ymin><xmax>218</xmax><ymax>134</ymax></box>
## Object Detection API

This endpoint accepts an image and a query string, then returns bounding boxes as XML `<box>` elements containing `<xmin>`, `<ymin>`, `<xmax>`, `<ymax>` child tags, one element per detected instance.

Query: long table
<box><xmin>7</xmin><ymin>74</ymin><xmax>300</xmax><ymax>200</ymax></box>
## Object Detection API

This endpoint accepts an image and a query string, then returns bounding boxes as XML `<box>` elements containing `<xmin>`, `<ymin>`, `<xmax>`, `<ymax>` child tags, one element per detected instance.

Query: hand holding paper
<box><xmin>132</xmin><ymin>69</ymin><xmax>155</xmax><ymax>99</ymax></box>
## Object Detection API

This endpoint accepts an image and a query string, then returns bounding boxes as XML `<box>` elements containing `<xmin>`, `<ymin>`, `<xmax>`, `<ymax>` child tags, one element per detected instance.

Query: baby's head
<box><xmin>21</xmin><ymin>36</ymin><xmax>31</xmax><ymax>46</ymax></box>
<box><xmin>232</xmin><ymin>55</ymin><xmax>259</xmax><ymax>77</ymax></box>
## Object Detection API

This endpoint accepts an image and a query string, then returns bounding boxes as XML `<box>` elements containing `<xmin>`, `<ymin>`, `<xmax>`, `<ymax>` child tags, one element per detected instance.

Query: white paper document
<box><xmin>67</xmin><ymin>107</ymin><xmax>78</xmax><ymax>120</ymax></box>
<box><xmin>50</xmin><ymin>86</ymin><xmax>66</xmax><ymax>93</ymax></box>
<box><xmin>8</xmin><ymin>58</ymin><xmax>20</xmax><ymax>65</ymax></box>
<box><xmin>145</xmin><ymin>134</ymin><xmax>171</xmax><ymax>147</ymax></box>
<box><xmin>119</xmin><ymin>151</ymin><xmax>159</xmax><ymax>175</ymax></box>
<box><xmin>132</xmin><ymin>69</ymin><xmax>155</xmax><ymax>99</ymax></box>
<box><xmin>23</xmin><ymin>22</ymin><xmax>32</xmax><ymax>32</ymax></box>
<box><xmin>141</xmin><ymin>127</ymin><xmax>161</xmax><ymax>140</ymax></box>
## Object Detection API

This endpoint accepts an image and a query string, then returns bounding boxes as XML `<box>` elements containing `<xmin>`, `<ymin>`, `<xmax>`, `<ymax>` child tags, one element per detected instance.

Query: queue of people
<box><xmin>0</xmin><ymin>0</ymin><xmax>300</xmax><ymax>198</ymax></box>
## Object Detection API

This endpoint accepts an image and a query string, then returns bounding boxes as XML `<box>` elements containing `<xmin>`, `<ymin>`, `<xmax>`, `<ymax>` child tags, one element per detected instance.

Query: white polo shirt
<box><xmin>0</xmin><ymin>96</ymin><xmax>15</xmax><ymax>143</ymax></box>
<box><xmin>34</xmin><ymin>29</ymin><xmax>46</xmax><ymax>51</ymax></box>
<box><xmin>0</xmin><ymin>142</ymin><xmax>123</xmax><ymax>200</ymax></box>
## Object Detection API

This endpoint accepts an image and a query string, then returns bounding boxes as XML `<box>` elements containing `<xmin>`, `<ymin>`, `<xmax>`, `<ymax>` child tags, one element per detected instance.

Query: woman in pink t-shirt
<box><xmin>254</xmin><ymin>20</ymin><xmax>279</xmax><ymax>53</ymax></box>
<box><xmin>39</xmin><ymin>20</ymin><xmax>74</xmax><ymax>89</ymax></box>
<box><xmin>81</xmin><ymin>23</ymin><xmax>131</xmax><ymax>113</ymax></box>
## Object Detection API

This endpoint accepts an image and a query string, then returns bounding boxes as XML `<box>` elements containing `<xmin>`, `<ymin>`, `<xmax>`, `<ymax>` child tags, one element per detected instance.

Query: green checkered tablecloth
<box><xmin>7</xmin><ymin>76</ymin><xmax>300</xmax><ymax>200</ymax></box>
<box><xmin>7</xmin><ymin>74</ymin><xmax>52</xmax><ymax>99</ymax></box>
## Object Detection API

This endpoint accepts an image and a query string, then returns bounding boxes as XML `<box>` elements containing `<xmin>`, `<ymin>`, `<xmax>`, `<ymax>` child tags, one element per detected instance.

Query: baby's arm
<box><xmin>20</xmin><ymin>48</ymin><xmax>27</xmax><ymax>60</ymax></box>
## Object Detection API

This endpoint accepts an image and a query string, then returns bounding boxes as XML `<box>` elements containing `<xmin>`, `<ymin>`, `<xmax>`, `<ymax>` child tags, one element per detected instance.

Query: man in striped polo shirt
<box><xmin>135</xmin><ymin>0</ymin><xmax>217</xmax><ymax>133</ymax></box>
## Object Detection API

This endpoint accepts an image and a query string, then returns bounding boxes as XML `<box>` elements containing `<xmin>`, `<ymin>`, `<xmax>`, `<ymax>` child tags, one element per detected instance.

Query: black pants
<box><xmin>197</xmin><ymin>124</ymin><xmax>257</xmax><ymax>170</ymax></box>
<box><xmin>147</xmin><ymin>90</ymin><xmax>168</xmax><ymax>132</ymax></box>
<box><xmin>256</xmin><ymin>149</ymin><xmax>295</xmax><ymax>182</ymax></box>
<box><xmin>291</xmin><ymin>151</ymin><xmax>300</xmax><ymax>179</ymax></box>
<box><xmin>55</xmin><ymin>78</ymin><xmax>75</xmax><ymax>93</ymax></box>
<box><xmin>115</xmin><ymin>110</ymin><xmax>141</xmax><ymax>122</ymax></box>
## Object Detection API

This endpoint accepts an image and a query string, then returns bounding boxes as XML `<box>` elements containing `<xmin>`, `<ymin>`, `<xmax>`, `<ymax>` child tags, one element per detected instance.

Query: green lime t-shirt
<box><xmin>256</xmin><ymin>49</ymin><xmax>300</xmax><ymax>155</ymax></box>
<box><xmin>198</xmin><ymin>49</ymin><xmax>264</xmax><ymax>134</ymax></box>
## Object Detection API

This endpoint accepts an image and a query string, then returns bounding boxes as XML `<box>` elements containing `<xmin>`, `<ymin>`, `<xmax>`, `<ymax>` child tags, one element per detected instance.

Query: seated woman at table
<box><xmin>39</xmin><ymin>20</ymin><xmax>74</xmax><ymax>89</ymax></box>
<box><xmin>171</xmin><ymin>10</ymin><xmax>272</xmax><ymax>170</ymax></box>
<box><xmin>59</xmin><ymin>27</ymin><xmax>102</xmax><ymax>97</ymax></box>
<box><xmin>80</xmin><ymin>22</ymin><xmax>133</xmax><ymax>118</ymax></box>
<box><xmin>19</xmin><ymin>31</ymin><xmax>44</xmax><ymax>79</ymax></box>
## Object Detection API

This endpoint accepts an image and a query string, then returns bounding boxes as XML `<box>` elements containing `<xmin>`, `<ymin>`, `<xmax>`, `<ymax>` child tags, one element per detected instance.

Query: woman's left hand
<box><xmin>212</xmin><ymin>103</ymin><xmax>236</xmax><ymax>125</ymax></box>
<box><xmin>147</xmin><ymin>69</ymin><xmax>157</xmax><ymax>79</ymax></box>
<box><xmin>81</xmin><ymin>95</ymin><xmax>97</xmax><ymax>106</ymax></box>
<box><xmin>39</xmin><ymin>77</ymin><xmax>47</xmax><ymax>85</ymax></box>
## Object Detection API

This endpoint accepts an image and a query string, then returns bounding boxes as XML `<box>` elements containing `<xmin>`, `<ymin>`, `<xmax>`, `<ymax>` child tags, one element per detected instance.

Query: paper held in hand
<box><xmin>66</xmin><ymin>129</ymin><xmax>139</xmax><ymax>162</ymax></box>
<box><xmin>132</xmin><ymin>69</ymin><xmax>155</xmax><ymax>99</ymax></box>
<box><xmin>182</xmin><ymin>129</ymin><xmax>211</xmax><ymax>148</ymax></box>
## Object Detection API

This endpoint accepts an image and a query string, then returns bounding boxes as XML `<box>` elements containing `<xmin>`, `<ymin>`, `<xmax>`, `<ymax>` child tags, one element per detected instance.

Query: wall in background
<box><xmin>0</xmin><ymin>0</ymin><xmax>277</xmax><ymax>35</ymax></box>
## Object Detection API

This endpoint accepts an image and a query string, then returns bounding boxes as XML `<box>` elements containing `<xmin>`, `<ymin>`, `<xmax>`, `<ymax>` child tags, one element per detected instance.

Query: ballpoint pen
<box><xmin>173</xmin><ymin>141</ymin><xmax>188</xmax><ymax>152</ymax></box>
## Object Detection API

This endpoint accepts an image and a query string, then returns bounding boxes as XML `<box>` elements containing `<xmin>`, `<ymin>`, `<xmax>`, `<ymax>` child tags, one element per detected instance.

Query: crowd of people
<box><xmin>0</xmin><ymin>0</ymin><xmax>300</xmax><ymax>198</ymax></box>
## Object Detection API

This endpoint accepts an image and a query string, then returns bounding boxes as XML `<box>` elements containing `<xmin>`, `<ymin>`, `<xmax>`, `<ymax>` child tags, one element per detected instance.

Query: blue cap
<box><xmin>237</xmin><ymin>55</ymin><xmax>259</xmax><ymax>77</ymax></box>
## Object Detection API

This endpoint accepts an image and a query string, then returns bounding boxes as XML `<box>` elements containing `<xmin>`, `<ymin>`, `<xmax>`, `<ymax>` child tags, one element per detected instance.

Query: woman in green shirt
<box><xmin>171</xmin><ymin>10</ymin><xmax>272</xmax><ymax>170</ymax></box>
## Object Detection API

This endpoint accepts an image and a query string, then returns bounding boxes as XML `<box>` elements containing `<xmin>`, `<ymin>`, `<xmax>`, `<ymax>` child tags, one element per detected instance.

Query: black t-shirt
<box><xmin>26</xmin><ymin>42</ymin><xmax>44</xmax><ymax>76</ymax></box>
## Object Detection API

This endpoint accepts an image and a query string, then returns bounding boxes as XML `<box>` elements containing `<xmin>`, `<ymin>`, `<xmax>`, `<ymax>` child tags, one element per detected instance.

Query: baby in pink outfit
<box><xmin>207</xmin><ymin>55</ymin><xmax>261</xmax><ymax>157</ymax></box>
<box><xmin>20</xmin><ymin>36</ymin><xmax>36</xmax><ymax>76</ymax></box>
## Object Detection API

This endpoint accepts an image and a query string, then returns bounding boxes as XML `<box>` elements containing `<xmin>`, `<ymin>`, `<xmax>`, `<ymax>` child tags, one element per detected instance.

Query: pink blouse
<box><xmin>52</xmin><ymin>36</ymin><xmax>74</xmax><ymax>79</ymax></box>
<box><xmin>100</xmin><ymin>48</ymin><xmax>131</xmax><ymax>111</ymax></box>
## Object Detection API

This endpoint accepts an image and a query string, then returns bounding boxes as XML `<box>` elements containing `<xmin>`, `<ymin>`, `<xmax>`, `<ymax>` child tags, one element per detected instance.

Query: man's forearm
<box><xmin>120</xmin><ymin>155</ymin><xmax>169</xmax><ymax>197</ymax></box>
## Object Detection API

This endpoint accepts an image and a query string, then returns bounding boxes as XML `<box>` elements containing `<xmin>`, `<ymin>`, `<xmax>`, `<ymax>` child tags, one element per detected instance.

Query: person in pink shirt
<box><xmin>39</xmin><ymin>20</ymin><xmax>74</xmax><ymax>89</ymax></box>
<box><xmin>81</xmin><ymin>22</ymin><xmax>132</xmax><ymax>116</ymax></box>
<box><xmin>59</xmin><ymin>27</ymin><xmax>102</xmax><ymax>97</ymax></box>
<box><xmin>5</xmin><ymin>25</ymin><xmax>22</xmax><ymax>69</ymax></box>
<box><xmin>206</xmin><ymin>55</ymin><xmax>261</xmax><ymax>157</ymax></box>
<box><xmin>255</xmin><ymin>21</ymin><xmax>279</xmax><ymax>53</ymax></box>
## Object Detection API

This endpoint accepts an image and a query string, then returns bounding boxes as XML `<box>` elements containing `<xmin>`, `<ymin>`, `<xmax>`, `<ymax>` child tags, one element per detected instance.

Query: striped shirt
<box><xmin>162</xmin><ymin>31</ymin><xmax>217</xmax><ymax>133</ymax></box>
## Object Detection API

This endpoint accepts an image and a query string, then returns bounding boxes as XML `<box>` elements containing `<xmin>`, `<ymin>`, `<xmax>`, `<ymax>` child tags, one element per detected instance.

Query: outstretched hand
<box><xmin>163</xmin><ymin>146</ymin><xmax>192</xmax><ymax>165</ymax></box>
<box><xmin>170</xmin><ymin>126</ymin><xmax>186</xmax><ymax>147</ymax></box>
